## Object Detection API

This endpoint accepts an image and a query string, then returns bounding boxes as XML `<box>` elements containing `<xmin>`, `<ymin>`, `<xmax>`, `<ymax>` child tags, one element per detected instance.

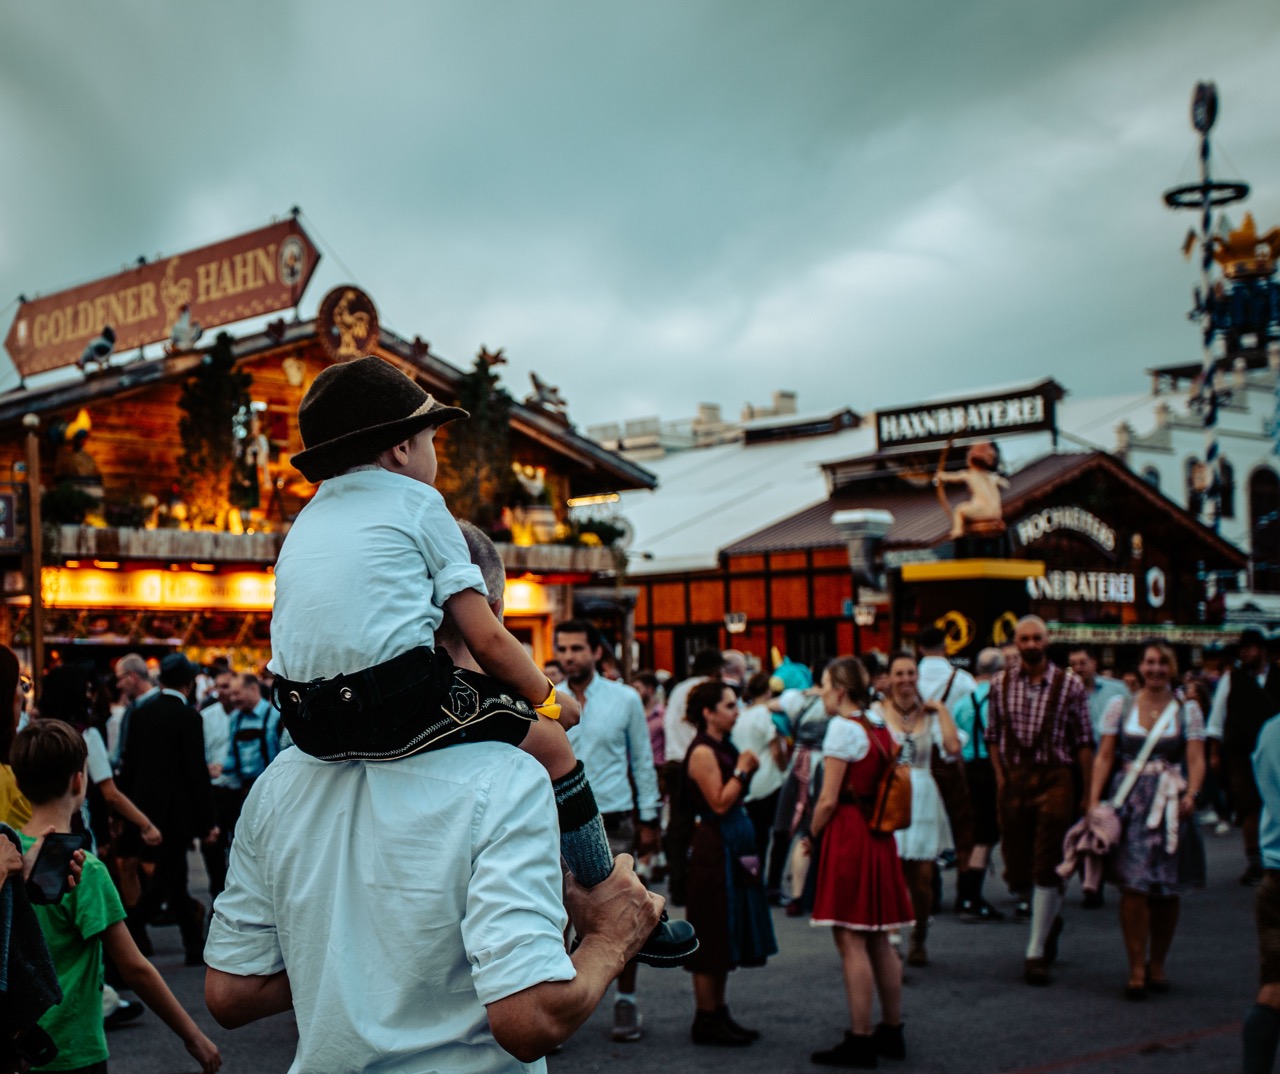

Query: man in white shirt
<box><xmin>557</xmin><ymin>620</ymin><xmax>664</xmax><ymax>1044</ymax></box>
<box><xmin>199</xmin><ymin>667</ymin><xmax>235</xmax><ymax>898</ymax></box>
<box><xmin>917</xmin><ymin>626</ymin><xmax>977</xmax><ymax>894</ymax></box>
<box><xmin>1207</xmin><ymin>629</ymin><xmax>1280</xmax><ymax>884</ymax></box>
<box><xmin>661</xmin><ymin>650</ymin><xmax>726</xmax><ymax>908</ymax></box>
<box><xmin>208</xmin><ymin>611</ymin><xmax>658</xmax><ymax>1072</ymax></box>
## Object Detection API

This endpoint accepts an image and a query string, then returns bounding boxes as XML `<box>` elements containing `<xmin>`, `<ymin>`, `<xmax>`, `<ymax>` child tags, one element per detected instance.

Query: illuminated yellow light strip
<box><xmin>41</xmin><ymin>568</ymin><xmax>275</xmax><ymax>611</ymax></box>
<box><xmin>566</xmin><ymin>493</ymin><xmax>620</xmax><ymax>508</ymax></box>
<box><xmin>900</xmin><ymin>559</ymin><xmax>1046</xmax><ymax>582</ymax></box>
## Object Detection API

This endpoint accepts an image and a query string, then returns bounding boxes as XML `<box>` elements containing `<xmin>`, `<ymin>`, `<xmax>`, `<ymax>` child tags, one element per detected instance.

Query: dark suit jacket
<box><xmin>117</xmin><ymin>689</ymin><xmax>215</xmax><ymax>843</ymax></box>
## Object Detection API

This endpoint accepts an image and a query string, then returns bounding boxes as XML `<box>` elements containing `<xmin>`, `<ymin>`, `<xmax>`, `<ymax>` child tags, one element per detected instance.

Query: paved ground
<box><xmin>108</xmin><ymin>824</ymin><xmax>1257</xmax><ymax>1072</ymax></box>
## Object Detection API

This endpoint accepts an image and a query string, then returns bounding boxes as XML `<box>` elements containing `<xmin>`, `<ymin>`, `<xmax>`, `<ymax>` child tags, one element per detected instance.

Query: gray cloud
<box><xmin>1</xmin><ymin>0</ymin><xmax>1277</xmax><ymax>428</ymax></box>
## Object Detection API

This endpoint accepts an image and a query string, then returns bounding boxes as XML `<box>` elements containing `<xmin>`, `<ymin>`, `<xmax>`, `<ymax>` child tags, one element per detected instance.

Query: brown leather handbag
<box><xmin>859</xmin><ymin>717</ymin><xmax>913</xmax><ymax>834</ymax></box>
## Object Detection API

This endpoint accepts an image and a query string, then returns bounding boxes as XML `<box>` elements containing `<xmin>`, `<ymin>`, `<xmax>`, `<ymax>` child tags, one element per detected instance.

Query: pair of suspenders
<box><xmin>994</xmin><ymin>667</ymin><xmax>1069</xmax><ymax>767</ymax></box>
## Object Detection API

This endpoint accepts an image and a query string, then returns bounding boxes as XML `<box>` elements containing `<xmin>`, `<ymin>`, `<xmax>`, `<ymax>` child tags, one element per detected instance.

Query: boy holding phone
<box><xmin>13</xmin><ymin>719</ymin><xmax>221</xmax><ymax>1073</ymax></box>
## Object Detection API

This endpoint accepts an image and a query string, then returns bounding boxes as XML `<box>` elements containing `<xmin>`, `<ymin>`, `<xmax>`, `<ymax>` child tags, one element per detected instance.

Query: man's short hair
<box><xmin>554</xmin><ymin>619</ymin><xmax>602</xmax><ymax>649</ymax></box>
<box><xmin>975</xmin><ymin>647</ymin><xmax>1006</xmax><ymax>677</ymax></box>
<box><xmin>456</xmin><ymin>520</ymin><xmax>506</xmax><ymax>601</ymax></box>
<box><xmin>239</xmin><ymin>672</ymin><xmax>261</xmax><ymax>692</ymax></box>
<box><xmin>116</xmin><ymin>653</ymin><xmax>149</xmax><ymax>680</ymax></box>
<box><xmin>1067</xmin><ymin>644</ymin><xmax>1098</xmax><ymax>661</ymax></box>
<box><xmin>1241</xmin><ymin>628</ymin><xmax>1269</xmax><ymax>649</ymax></box>
<box><xmin>632</xmin><ymin>670</ymin><xmax>659</xmax><ymax>691</ymax></box>
<box><xmin>917</xmin><ymin>625</ymin><xmax>946</xmax><ymax>653</ymax></box>
<box><xmin>12</xmin><ymin>718</ymin><xmax>87</xmax><ymax>804</ymax></box>
<box><xmin>159</xmin><ymin>653</ymin><xmax>200</xmax><ymax>688</ymax></box>
<box><xmin>543</xmin><ymin>659</ymin><xmax>564</xmax><ymax>674</ymax></box>
<box><xmin>689</xmin><ymin>649</ymin><xmax>726</xmax><ymax>678</ymax></box>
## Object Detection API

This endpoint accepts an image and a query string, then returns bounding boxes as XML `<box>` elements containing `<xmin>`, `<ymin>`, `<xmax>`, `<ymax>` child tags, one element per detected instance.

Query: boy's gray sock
<box><xmin>554</xmin><ymin>761</ymin><xmax>614</xmax><ymax>888</ymax></box>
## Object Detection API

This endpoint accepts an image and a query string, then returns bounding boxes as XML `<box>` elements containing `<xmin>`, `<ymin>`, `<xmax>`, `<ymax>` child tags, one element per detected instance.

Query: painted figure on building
<box><xmin>935</xmin><ymin>440</ymin><xmax>1009</xmax><ymax>538</ymax></box>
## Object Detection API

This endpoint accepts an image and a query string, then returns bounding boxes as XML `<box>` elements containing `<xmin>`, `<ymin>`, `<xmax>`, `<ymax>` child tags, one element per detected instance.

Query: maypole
<box><xmin>1162</xmin><ymin>82</ymin><xmax>1249</xmax><ymax>532</ymax></box>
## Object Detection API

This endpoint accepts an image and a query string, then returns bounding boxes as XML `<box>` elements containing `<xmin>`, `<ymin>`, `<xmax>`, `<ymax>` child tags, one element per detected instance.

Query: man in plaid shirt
<box><xmin>986</xmin><ymin>616</ymin><xmax>1094</xmax><ymax>986</ymax></box>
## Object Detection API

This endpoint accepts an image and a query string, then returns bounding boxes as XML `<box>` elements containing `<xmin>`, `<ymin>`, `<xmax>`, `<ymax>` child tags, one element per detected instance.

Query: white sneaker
<box><xmin>611</xmin><ymin>999</ymin><xmax>643</xmax><ymax>1042</ymax></box>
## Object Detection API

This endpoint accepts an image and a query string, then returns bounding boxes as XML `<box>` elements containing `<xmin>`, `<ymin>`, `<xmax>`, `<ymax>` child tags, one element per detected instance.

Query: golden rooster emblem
<box><xmin>160</xmin><ymin>257</ymin><xmax>193</xmax><ymax>328</ymax></box>
<box><xmin>333</xmin><ymin>289</ymin><xmax>372</xmax><ymax>357</ymax></box>
<box><xmin>317</xmin><ymin>285</ymin><xmax>380</xmax><ymax>361</ymax></box>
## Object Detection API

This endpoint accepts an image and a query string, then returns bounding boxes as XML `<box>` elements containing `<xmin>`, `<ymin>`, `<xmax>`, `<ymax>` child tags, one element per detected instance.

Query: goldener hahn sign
<box><xmin>875</xmin><ymin>381</ymin><xmax>1060</xmax><ymax>452</ymax></box>
<box><xmin>4</xmin><ymin>219</ymin><xmax>320</xmax><ymax>378</ymax></box>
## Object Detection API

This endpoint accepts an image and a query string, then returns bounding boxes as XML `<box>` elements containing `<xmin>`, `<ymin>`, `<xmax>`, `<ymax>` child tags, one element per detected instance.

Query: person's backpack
<box><xmin>857</xmin><ymin>717</ymin><xmax>913</xmax><ymax>833</ymax></box>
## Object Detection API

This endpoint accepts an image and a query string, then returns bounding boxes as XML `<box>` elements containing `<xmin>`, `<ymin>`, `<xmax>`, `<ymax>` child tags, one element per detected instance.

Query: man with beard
<box><xmin>1207</xmin><ymin>628</ymin><xmax>1280</xmax><ymax>885</ymax></box>
<box><xmin>986</xmin><ymin>616</ymin><xmax>1094</xmax><ymax>986</ymax></box>
<box><xmin>556</xmin><ymin>620</ymin><xmax>664</xmax><ymax>1043</ymax></box>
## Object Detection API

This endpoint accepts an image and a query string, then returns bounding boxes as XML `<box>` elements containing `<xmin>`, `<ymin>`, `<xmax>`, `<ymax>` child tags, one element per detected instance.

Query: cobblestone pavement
<box><xmin>107</xmin><ymin>823</ymin><xmax>1254</xmax><ymax>1073</ymax></box>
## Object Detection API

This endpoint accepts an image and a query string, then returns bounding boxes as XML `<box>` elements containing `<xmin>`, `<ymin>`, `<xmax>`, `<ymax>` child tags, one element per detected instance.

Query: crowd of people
<box><xmin>3</xmin><ymin>616</ymin><xmax>1272</xmax><ymax>1070</ymax></box>
<box><xmin>0</xmin><ymin>353</ymin><xmax>1275</xmax><ymax>1072</ymax></box>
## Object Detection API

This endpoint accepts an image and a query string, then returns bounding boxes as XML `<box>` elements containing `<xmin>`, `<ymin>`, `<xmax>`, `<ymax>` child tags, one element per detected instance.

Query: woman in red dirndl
<box><xmin>809</xmin><ymin>657</ymin><xmax>914</xmax><ymax>1069</ymax></box>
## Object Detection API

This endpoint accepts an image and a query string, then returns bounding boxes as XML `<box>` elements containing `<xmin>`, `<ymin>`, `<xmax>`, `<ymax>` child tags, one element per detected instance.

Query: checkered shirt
<box><xmin>984</xmin><ymin>660</ymin><xmax>1094</xmax><ymax>768</ymax></box>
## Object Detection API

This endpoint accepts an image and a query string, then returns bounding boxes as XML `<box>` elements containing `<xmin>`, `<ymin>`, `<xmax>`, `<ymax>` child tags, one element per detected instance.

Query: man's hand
<box><xmin>208</xmin><ymin>763</ymin><xmax>223</xmax><ymax>779</ymax></box>
<box><xmin>564</xmin><ymin>853</ymin><xmax>663</xmax><ymax>970</ymax></box>
<box><xmin>141</xmin><ymin>822</ymin><xmax>163</xmax><ymax>847</ymax></box>
<box><xmin>636</xmin><ymin>821</ymin><xmax>661</xmax><ymax>856</ymax></box>
<box><xmin>0</xmin><ymin>838</ymin><xmax>22</xmax><ymax>883</ymax></box>
<box><xmin>556</xmin><ymin>689</ymin><xmax>582</xmax><ymax>730</ymax></box>
<box><xmin>202</xmin><ymin>826</ymin><xmax>221</xmax><ymax>846</ymax></box>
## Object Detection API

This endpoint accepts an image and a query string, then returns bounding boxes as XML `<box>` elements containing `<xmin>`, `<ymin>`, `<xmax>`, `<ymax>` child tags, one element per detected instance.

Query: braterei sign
<box><xmin>874</xmin><ymin>380</ymin><xmax>1060</xmax><ymax>452</ymax></box>
<box><xmin>4</xmin><ymin>219</ymin><xmax>320</xmax><ymax>378</ymax></box>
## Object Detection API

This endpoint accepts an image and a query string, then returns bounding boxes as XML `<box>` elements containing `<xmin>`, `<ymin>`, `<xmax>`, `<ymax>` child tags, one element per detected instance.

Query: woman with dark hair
<box><xmin>809</xmin><ymin>656</ymin><xmax>914</xmax><ymax>1068</ymax></box>
<box><xmin>39</xmin><ymin>665</ymin><xmax>159</xmax><ymax>855</ymax></box>
<box><xmin>0</xmin><ymin>644</ymin><xmax>31</xmax><ymax>827</ymax></box>
<box><xmin>684</xmin><ymin>679</ymin><xmax>777</xmax><ymax>1046</ymax></box>
<box><xmin>1087</xmin><ymin>641</ymin><xmax>1205</xmax><ymax>999</ymax></box>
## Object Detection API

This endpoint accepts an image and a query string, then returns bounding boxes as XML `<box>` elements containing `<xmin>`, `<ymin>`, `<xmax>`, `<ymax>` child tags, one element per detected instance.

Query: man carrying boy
<box><xmin>206</xmin><ymin>357</ymin><xmax>668</xmax><ymax>1069</ymax></box>
<box><xmin>14</xmin><ymin>719</ymin><xmax>220</xmax><ymax>1073</ymax></box>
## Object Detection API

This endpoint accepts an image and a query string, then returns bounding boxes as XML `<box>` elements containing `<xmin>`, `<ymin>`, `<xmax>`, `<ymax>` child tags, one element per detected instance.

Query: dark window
<box><xmin>1221</xmin><ymin>457</ymin><xmax>1236</xmax><ymax>519</ymax></box>
<box><xmin>1185</xmin><ymin>457</ymin><xmax>1203</xmax><ymax>518</ymax></box>
<box><xmin>1141</xmin><ymin>466</ymin><xmax>1161</xmax><ymax>490</ymax></box>
<box><xmin>673</xmin><ymin>626</ymin><xmax>720</xmax><ymax>679</ymax></box>
<box><xmin>1251</xmin><ymin>468</ymin><xmax>1280</xmax><ymax>593</ymax></box>
<box><xmin>785</xmin><ymin>622</ymin><xmax>836</xmax><ymax>676</ymax></box>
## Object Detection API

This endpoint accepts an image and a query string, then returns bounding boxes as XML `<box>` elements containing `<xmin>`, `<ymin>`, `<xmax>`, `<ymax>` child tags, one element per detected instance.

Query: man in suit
<box><xmin>117</xmin><ymin>653</ymin><xmax>218</xmax><ymax>965</ymax></box>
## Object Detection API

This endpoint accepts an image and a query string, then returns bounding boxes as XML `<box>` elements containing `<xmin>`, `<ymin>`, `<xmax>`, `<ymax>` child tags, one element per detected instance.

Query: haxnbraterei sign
<box><xmin>874</xmin><ymin>380</ymin><xmax>1061</xmax><ymax>453</ymax></box>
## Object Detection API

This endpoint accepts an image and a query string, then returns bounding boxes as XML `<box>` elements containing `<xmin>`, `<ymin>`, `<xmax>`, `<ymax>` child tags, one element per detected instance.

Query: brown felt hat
<box><xmin>291</xmin><ymin>356</ymin><xmax>468</xmax><ymax>482</ymax></box>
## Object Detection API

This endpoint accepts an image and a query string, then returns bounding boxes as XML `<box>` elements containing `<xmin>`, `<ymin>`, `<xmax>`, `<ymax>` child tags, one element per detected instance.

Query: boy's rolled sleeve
<box><xmin>415</xmin><ymin>494</ymin><xmax>488</xmax><ymax>607</ymax></box>
<box><xmin>432</xmin><ymin>562</ymin><xmax>488</xmax><ymax>609</ymax></box>
<box><xmin>463</xmin><ymin>760</ymin><xmax>576</xmax><ymax>1006</ymax></box>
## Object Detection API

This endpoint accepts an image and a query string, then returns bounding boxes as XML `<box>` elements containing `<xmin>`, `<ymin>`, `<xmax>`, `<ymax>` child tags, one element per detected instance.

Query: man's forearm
<box><xmin>205</xmin><ymin>967</ymin><xmax>293</xmax><ymax>1029</ymax></box>
<box><xmin>486</xmin><ymin>936</ymin><xmax>627</xmax><ymax>1062</ymax></box>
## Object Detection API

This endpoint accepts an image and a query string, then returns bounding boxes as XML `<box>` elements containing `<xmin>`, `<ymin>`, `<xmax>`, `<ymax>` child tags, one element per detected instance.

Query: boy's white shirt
<box><xmin>268</xmin><ymin>469</ymin><xmax>486</xmax><ymax>680</ymax></box>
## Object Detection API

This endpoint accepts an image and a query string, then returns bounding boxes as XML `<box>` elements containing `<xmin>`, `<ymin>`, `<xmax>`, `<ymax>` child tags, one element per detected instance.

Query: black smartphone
<box><xmin>26</xmin><ymin>832</ymin><xmax>86</xmax><ymax>905</ymax></box>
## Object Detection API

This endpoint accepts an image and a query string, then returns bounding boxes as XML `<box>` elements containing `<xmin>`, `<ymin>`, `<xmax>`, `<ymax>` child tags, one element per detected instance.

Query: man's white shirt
<box><xmin>567</xmin><ymin>674</ymin><xmax>661</xmax><ymax>821</ymax></box>
<box><xmin>206</xmin><ymin>743</ymin><xmax>575</xmax><ymax>1074</ymax></box>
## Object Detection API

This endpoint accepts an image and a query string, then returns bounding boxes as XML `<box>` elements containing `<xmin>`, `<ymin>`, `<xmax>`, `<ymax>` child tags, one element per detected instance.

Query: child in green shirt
<box><xmin>13</xmin><ymin>719</ymin><xmax>220</xmax><ymax>1073</ymax></box>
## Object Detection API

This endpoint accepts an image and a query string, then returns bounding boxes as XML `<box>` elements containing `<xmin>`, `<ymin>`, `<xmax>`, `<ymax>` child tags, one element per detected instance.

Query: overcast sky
<box><xmin>1</xmin><ymin>1</ymin><xmax>1278</xmax><ymax>431</ymax></box>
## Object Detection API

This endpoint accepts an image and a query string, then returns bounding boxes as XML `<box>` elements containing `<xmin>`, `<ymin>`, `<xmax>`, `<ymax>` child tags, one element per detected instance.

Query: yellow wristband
<box><xmin>536</xmin><ymin>680</ymin><xmax>561</xmax><ymax>721</ymax></box>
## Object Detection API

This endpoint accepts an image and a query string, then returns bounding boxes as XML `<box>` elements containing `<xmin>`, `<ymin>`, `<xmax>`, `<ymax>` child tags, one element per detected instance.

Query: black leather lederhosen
<box><xmin>271</xmin><ymin>645</ymin><xmax>538</xmax><ymax>762</ymax></box>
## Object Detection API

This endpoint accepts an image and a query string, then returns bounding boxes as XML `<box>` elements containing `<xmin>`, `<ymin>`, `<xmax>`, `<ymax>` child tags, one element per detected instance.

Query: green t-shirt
<box><xmin>18</xmin><ymin>833</ymin><xmax>125</xmax><ymax>1071</ymax></box>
